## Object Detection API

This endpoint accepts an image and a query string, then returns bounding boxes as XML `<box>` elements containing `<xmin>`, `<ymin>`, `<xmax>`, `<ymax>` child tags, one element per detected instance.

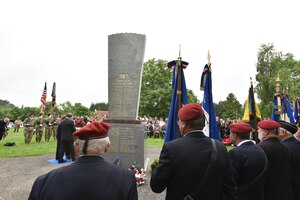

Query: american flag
<box><xmin>40</xmin><ymin>82</ymin><xmax>47</xmax><ymax>115</ymax></box>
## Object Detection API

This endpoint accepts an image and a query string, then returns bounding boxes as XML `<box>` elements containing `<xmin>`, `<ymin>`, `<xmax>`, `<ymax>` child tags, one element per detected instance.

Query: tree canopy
<box><xmin>139</xmin><ymin>58</ymin><xmax>199</xmax><ymax>118</ymax></box>
<box><xmin>214</xmin><ymin>93</ymin><xmax>242</xmax><ymax>119</ymax></box>
<box><xmin>255</xmin><ymin>43</ymin><xmax>300</xmax><ymax>118</ymax></box>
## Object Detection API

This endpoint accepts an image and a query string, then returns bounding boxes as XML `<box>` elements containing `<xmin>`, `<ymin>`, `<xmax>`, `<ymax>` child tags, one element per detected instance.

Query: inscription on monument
<box><xmin>106</xmin><ymin>33</ymin><xmax>146</xmax><ymax>168</ymax></box>
<box><xmin>110</xmin><ymin>74</ymin><xmax>134</xmax><ymax>118</ymax></box>
<box><xmin>109</xmin><ymin>126</ymin><xmax>137</xmax><ymax>154</ymax></box>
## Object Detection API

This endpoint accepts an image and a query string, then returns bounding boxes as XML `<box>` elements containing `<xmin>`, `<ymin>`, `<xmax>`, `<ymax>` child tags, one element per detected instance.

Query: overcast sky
<box><xmin>1</xmin><ymin>0</ymin><xmax>300</xmax><ymax>108</ymax></box>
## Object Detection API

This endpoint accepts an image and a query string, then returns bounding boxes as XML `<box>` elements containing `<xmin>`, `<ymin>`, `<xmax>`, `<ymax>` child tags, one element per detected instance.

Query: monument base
<box><xmin>104</xmin><ymin>120</ymin><xmax>146</xmax><ymax>169</ymax></box>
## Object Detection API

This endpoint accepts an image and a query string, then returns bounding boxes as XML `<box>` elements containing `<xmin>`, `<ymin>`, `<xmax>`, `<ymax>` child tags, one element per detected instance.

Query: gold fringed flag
<box><xmin>40</xmin><ymin>82</ymin><xmax>47</xmax><ymax>115</ymax></box>
<box><xmin>242</xmin><ymin>78</ymin><xmax>262</xmax><ymax>122</ymax></box>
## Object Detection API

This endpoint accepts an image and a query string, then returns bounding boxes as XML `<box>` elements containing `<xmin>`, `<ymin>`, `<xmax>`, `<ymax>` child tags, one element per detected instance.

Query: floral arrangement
<box><xmin>129</xmin><ymin>161</ymin><xmax>146</xmax><ymax>186</ymax></box>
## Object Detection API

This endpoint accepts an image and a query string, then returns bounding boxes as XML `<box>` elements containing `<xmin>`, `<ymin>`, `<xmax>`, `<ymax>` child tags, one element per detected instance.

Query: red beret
<box><xmin>178</xmin><ymin>103</ymin><xmax>204</xmax><ymax>121</ymax></box>
<box><xmin>258</xmin><ymin>120</ymin><xmax>280</xmax><ymax>130</ymax></box>
<box><xmin>73</xmin><ymin>122</ymin><xmax>110</xmax><ymax>140</ymax></box>
<box><xmin>229</xmin><ymin>122</ymin><xmax>252</xmax><ymax>134</ymax></box>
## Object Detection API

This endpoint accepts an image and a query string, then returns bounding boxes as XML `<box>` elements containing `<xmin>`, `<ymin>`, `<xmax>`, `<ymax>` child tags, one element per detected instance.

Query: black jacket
<box><xmin>57</xmin><ymin>118</ymin><xmax>76</xmax><ymax>141</ymax></box>
<box><xmin>258</xmin><ymin>137</ymin><xmax>293</xmax><ymax>200</ymax></box>
<box><xmin>28</xmin><ymin>156</ymin><xmax>138</xmax><ymax>200</ymax></box>
<box><xmin>151</xmin><ymin>131</ymin><xmax>237</xmax><ymax>200</ymax></box>
<box><xmin>229</xmin><ymin>141</ymin><xmax>267</xmax><ymax>200</ymax></box>
<box><xmin>282</xmin><ymin>136</ymin><xmax>300</xmax><ymax>200</ymax></box>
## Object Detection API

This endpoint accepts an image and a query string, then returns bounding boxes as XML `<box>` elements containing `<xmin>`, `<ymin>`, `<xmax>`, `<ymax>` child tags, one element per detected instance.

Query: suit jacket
<box><xmin>57</xmin><ymin>118</ymin><xmax>76</xmax><ymax>141</ymax></box>
<box><xmin>150</xmin><ymin>131</ymin><xmax>237</xmax><ymax>200</ymax></box>
<box><xmin>282</xmin><ymin>136</ymin><xmax>300</xmax><ymax>200</ymax></box>
<box><xmin>258</xmin><ymin>137</ymin><xmax>293</xmax><ymax>200</ymax></box>
<box><xmin>229</xmin><ymin>141</ymin><xmax>267</xmax><ymax>200</ymax></box>
<box><xmin>0</xmin><ymin>120</ymin><xmax>7</xmax><ymax>134</ymax></box>
<box><xmin>28</xmin><ymin>156</ymin><xmax>138</xmax><ymax>200</ymax></box>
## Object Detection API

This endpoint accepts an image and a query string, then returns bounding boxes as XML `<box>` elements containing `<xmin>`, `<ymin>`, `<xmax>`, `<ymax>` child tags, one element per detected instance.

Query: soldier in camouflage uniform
<box><xmin>14</xmin><ymin>117</ymin><xmax>23</xmax><ymax>133</ymax></box>
<box><xmin>34</xmin><ymin>114</ymin><xmax>44</xmax><ymax>143</ymax></box>
<box><xmin>23</xmin><ymin>114</ymin><xmax>36</xmax><ymax>144</ymax></box>
<box><xmin>52</xmin><ymin>114</ymin><xmax>59</xmax><ymax>141</ymax></box>
<box><xmin>44</xmin><ymin>114</ymin><xmax>55</xmax><ymax>142</ymax></box>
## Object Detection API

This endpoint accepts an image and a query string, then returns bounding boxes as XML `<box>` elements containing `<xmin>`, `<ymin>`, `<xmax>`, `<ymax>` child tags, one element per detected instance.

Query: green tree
<box><xmin>0</xmin><ymin>100</ymin><xmax>15</xmax><ymax>107</ymax></box>
<box><xmin>255</xmin><ymin>43</ymin><xmax>300</xmax><ymax>118</ymax></box>
<box><xmin>59</xmin><ymin>101</ymin><xmax>73</xmax><ymax>114</ymax></box>
<box><xmin>139</xmin><ymin>59</ymin><xmax>172</xmax><ymax>118</ymax></box>
<box><xmin>187</xmin><ymin>89</ymin><xmax>199</xmax><ymax>103</ymax></box>
<box><xmin>139</xmin><ymin>59</ymin><xmax>199</xmax><ymax>118</ymax></box>
<box><xmin>90</xmin><ymin>102</ymin><xmax>108</xmax><ymax>111</ymax></box>
<box><xmin>214</xmin><ymin>102</ymin><xmax>225</xmax><ymax>118</ymax></box>
<box><xmin>73</xmin><ymin>103</ymin><xmax>91</xmax><ymax>116</ymax></box>
<box><xmin>221</xmin><ymin>93</ymin><xmax>242</xmax><ymax>119</ymax></box>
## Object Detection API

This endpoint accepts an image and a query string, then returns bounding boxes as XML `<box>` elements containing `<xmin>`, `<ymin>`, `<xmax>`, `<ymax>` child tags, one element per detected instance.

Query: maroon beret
<box><xmin>258</xmin><ymin>120</ymin><xmax>280</xmax><ymax>130</ymax></box>
<box><xmin>73</xmin><ymin>122</ymin><xmax>110</xmax><ymax>140</ymax></box>
<box><xmin>178</xmin><ymin>103</ymin><xmax>204</xmax><ymax>121</ymax></box>
<box><xmin>229</xmin><ymin>122</ymin><xmax>252</xmax><ymax>134</ymax></box>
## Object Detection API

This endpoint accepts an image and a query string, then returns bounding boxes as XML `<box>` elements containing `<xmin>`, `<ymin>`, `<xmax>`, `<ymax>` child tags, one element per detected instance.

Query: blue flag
<box><xmin>271</xmin><ymin>93</ymin><xmax>295</xmax><ymax>123</ymax></box>
<box><xmin>271</xmin><ymin>93</ymin><xmax>281</xmax><ymax>121</ymax></box>
<box><xmin>200</xmin><ymin>64</ymin><xmax>220</xmax><ymax>140</ymax></box>
<box><xmin>282</xmin><ymin>96</ymin><xmax>296</xmax><ymax>124</ymax></box>
<box><xmin>164</xmin><ymin>62</ymin><xmax>189</xmax><ymax>143</ymax></box>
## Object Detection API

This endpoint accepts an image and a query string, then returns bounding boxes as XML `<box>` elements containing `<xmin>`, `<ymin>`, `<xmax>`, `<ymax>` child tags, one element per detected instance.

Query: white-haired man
<box><xmin>29</xmin><ymin>122</ymin><xmax>138</xmax><ymax>200</ymax></box>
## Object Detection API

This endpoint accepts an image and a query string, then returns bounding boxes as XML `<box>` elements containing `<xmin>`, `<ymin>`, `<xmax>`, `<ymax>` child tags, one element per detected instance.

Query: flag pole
<box><xmin>207</xmin><ymin>50</ymin><xmax>211</xmax><ymax>137</ymax></box>
<box><xmin>250</xmin><ymin>77</ymin><xmax>258</xmax><ymax>142</ymax></box>
<box><xmin>176</xmin><ymin>45</ymin><xmax>182</xmax><ymax>139</ymax></box>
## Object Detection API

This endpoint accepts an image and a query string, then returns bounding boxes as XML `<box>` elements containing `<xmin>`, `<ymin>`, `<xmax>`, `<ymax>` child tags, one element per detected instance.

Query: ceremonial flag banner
<box><xmin>51</xmin><ymin>82</ymin><xmax>56</xmax><ymax>108</ymax></box>
<box><xmin>281</xmin><ymin>94</ymin><xmax>295</xmax><ymax>123</ymax></box>
<box><xmin>40</xmin><ymin>82</ymin><xmax>47</xmax><ymax>115</ymax></box>
<box><xmin>242</xmin><ymin>80</ymin><xmax>262</xmax><ymax>124</ymax></box>
<box><xmin>271</xmin><ymin>93</ymin><xmax>295</xmax><ymax>123</ymax></box>
<box><xmin>164</xmin><ymin>60</ymin><xmax>189</xmax><ymax>143</ymax></box>
<box><xmin>271</xmin><ymin>93</ymin><xmax>282</xmax><ymax>122</ymax></box>
<box><xmin>200</xmin><ymin>63</ymin><xmax>220</xmax><ymax>140</ymax></box>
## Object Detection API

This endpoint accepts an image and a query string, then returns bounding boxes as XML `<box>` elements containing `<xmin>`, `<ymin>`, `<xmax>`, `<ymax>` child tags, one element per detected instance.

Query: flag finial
<box><xmin>276</xmin><ymin>75</ymin><xmax>281</xmax><ymax>93</ymax></box>
<box><xmin>178</xmin><ymin>44</ymin><xmax>181</xmax><ymax>59</ymax></box>
<box><xmin>207</xmin><ymin>50</ymin><xmax>211</xmax><ymax>65</ymax></box>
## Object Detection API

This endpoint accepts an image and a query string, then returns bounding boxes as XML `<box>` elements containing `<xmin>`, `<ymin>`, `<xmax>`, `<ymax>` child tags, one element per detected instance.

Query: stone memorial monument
<box><xmin>104</xmin><ymin>33</ymin><xmax>146</xmax><ymax>168</ymax></box>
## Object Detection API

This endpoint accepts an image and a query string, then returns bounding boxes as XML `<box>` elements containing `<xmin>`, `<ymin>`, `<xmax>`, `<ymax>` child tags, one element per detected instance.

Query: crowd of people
<box><xmin>1</xmin><ymin>103</ymin><xmax>300</xmax><ymax>199</ymax></box>
<box><xmin>0</xmin><ymin>113</ymin><xmax>108</xmax><ymax>144</ymax></box>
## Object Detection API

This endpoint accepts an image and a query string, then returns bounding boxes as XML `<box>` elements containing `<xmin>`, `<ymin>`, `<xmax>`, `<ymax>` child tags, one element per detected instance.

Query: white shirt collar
<box><xmin>237</xmin><ymin>139</ymin><xmax>255</xmax><ymax>147</ymax></box>
<box><xmin>183</xmin><ymin>130</ymin><xmax>203</xmax><ymax>137</ymax></box>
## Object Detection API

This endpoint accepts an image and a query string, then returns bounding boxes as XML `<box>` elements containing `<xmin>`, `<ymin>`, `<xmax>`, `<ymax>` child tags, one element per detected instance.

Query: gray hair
<box><xmin>77</xmin><ymin>137</ymin><xmax>110</xmax><ymax>155</ymax></box>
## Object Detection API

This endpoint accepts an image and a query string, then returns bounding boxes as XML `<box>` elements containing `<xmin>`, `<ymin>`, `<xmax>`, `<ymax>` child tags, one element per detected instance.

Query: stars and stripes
<box><xmin>40</xmin><ymin>82</ymin><xmax>47</xmax><ymax>115</ymax></box>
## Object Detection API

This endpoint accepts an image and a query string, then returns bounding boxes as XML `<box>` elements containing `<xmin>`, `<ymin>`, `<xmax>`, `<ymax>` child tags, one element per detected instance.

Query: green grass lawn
<box><xmin>146</xmin><ymin>137</ymin><xmax>235</xmax><ymax>151</ymax></box>
<box><xmin>145</xmin><ymin>138</ymin><xmax>164</xmax><ymax>147</ymax></box>
<box><xmin>0</xmin><ymin>128</ymin><xmax>57</xmax><ymax>158</ymax></box>
<box><xmin>0</xmin><ymin>128</ymin><xmax>234</xmax><ymax>158</ymax></box>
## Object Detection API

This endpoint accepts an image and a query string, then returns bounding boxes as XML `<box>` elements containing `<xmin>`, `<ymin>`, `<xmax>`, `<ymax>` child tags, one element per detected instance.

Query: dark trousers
<box><xmin>58</xmin><ymin>140</ymin><xmax>75</xmax><ymax>160</ymax></box>
<box><xmin>55</xmin><ymin>140</ymin><xmax>61</xmax><ymax>160</ymax></box>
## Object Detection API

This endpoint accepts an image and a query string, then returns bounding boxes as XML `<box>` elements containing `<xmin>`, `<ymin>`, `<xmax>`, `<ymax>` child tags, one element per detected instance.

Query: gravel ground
<box><xmin>0</xmin><ymin>146</ymin><xmax>165</xmax><ymax>200</ymax></box>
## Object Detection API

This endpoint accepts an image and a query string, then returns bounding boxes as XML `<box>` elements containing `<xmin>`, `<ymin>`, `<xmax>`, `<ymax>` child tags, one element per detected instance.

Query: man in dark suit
<box><xmin>28</xmin><ymin>122</ymin><xmax>138</xmax><ymax>200</ymax></box>
<box><xmin>257</xmin><ymin>120</ymin><xmax>293</xmax><ymax>200</ymax></box>
<box><xmin>150</xmin><ymin>103</ymin><xmax>237</xmax><ymax>200</ymax></box>
<box><xmin>228</xmin><ymin>122</ymin><xmax>268</xmax><ymax>200</ymax></box>
<box><xmin>0</xmin><ymin>116</ymin><xmax>9</xmax><ymax>140</ymax></box>
<box><xmin>278</xmin><ymin>120</ymin><xmax>300</xmax><ymax>200</ymax></box>
<box><xmin>57</xmin><ymin>113</ymin><xmax>76</xmax><ymax>163</ymax></box>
